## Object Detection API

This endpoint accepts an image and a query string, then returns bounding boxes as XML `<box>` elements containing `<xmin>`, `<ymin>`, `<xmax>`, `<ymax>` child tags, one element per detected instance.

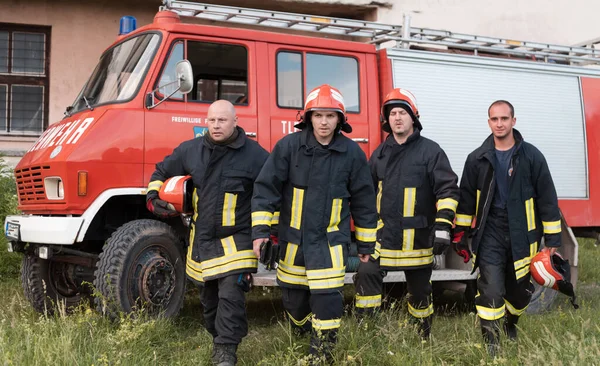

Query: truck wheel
<box><xmin>21</xmin><ymin>255</ymin><xmax>84</xmax><ymax>314</ymax></box>
<box><xmin>94</xmin><ymin>219</ymin><xmax>186</xmax><ymax>318</ymax></box>
<box><xmin>526</xmin><ymin>282</ymin><xmax>558</xmax><ymax>314</ymax></box>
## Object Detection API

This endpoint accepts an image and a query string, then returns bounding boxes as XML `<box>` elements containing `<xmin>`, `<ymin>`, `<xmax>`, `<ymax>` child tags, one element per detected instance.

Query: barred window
<box><xmin>0</xmin><ymin>24</ymin><xmax>50</xmax><ymax>135</ymax></box>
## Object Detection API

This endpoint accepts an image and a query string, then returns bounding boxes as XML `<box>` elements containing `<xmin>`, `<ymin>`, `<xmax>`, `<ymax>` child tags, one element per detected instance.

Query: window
<box><xmin>276</xmin><ymin>51</ymin><xmax>359</xmax><ymax>112</ymax></box>
<box><xmin>0</xmin><ymin>23</ymin><xmax>50</xmax><ymax>135</ymax></box>
<box><xmin>156</xmin><ymin>40</ymin><xmax>248</xmax><ymax>105</ymax></box>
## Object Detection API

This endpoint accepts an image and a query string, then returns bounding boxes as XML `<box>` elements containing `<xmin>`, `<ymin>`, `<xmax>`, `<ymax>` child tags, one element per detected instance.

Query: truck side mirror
<box><xmin>176</xmin><ymin>60</ymin><xmax>193</xmax><ymax>94</ymax></box>
<box><xmin>146</xmin><ymin>59</ymin><xmax>194</xmax><ymax>109</ymax></box>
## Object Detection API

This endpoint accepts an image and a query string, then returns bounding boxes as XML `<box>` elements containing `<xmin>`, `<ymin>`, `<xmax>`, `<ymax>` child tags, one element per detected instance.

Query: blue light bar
<box><xmin>119</xmin><ymin>16</ymin><xmax>137</xmax><ymax>35</ymax></box>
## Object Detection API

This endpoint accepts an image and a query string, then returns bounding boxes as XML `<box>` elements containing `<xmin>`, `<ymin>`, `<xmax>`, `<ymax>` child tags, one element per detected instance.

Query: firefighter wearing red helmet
<box><xmin>353</xmin><ymin>88</ymin><xmax>459</xmax><ymax>339</ymax></box>
<box><xmin>452</xmin><ymin>100</ymin><xmax>562</xmax><ymax>356</ymax></box>
<box><xmin>251</xmin><ymin>84</ymin><xmax>378</xmax><ymax>362</ymax></box>
<box><xmin>146</xmin><ymin>100</ymin><xmax>269</xmax><ymax>366</ymax></box>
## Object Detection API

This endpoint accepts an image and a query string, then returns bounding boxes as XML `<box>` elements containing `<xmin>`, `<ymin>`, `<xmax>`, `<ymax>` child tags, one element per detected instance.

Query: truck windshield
<box><xmin>69</xmin><ymin>33</ymin><xmax>160</xmax><ymax>114</ymax></box>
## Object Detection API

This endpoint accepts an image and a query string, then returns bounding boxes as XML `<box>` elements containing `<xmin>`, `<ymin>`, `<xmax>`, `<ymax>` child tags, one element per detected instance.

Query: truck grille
<box><xmin>15</xmin><ymin>165</ymin><xmax>50</xmax><ymax>202</ymax></box>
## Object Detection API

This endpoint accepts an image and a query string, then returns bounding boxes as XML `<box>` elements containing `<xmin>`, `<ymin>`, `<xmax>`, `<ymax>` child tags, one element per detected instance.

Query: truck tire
<box><xmin>93</xmin><ymin>219</ymin><xmax>186</xmax><ymax>318</ymax></box>
<box><xmin>525</xmin><ymin>282</ymin><xmax>558</xmax><ymax>314</ymax></box>
<box><xmin>21</xmin><ymin>255</ymin><xmax>84</xmax><ymax>314</ymax></box>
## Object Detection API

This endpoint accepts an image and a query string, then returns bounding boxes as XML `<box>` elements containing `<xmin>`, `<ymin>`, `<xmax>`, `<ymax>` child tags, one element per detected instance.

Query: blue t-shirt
<box><xmin>492</xmin><ymin>145</ymin><xmax>516</xmax><ymax>209</ymax></box>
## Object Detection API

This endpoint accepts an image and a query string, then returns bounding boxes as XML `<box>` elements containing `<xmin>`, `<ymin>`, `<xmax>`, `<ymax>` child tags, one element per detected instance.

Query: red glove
<box><xmin>452</xmin><ymin>231</ymin><xmax>471</xmax><ymax>263</ymax></box>
<box><xmin>146</xmin><ymin>197</ymin><xmax>179</xmax><ymax>218</ymax></box>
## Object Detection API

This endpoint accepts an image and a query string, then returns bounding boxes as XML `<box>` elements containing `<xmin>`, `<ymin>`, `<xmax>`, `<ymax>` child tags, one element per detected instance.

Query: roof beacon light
<box><xmin>119</xmin><ymin>16</ymin><xmax>137</xmax><ymax>35</ymax></box>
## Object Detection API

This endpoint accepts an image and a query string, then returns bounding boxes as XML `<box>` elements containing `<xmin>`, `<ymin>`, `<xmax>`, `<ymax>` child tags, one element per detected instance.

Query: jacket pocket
<box><xmin>222</xmin><ymin>179</ymin><xmax>245</xmax><ymax>227</ymax></box>
<box><xmin>400</xmin><ymin>164</ymin><xmax>427</xmax><ymax>187</ymax></box>
<box><xmin>327</xmin><ymin>184</ymin><xmax>350</xmax><ymax>233</ymax></box>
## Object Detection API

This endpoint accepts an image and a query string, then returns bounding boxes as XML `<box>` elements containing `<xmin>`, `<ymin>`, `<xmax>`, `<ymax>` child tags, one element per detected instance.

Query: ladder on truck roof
<box><xmin>161</xmin><ymin>0</ymin><xmax>600</xmax><ymax>67</ymax></box>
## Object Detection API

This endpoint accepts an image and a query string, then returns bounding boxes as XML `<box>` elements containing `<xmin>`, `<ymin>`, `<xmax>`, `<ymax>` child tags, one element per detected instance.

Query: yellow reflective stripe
<box><xmin>381</xmin><ymin>248</ymin><xmax>433</xmax><ymax>258</ymax></box>
<box><xmin>380</xmin><ymin>256</ymin><xmax>433</xmax><ymax>267</ymax></box>
<box><xmin>376</xmin><ymin>181</ymin><xmax>383</xmax><ymax>214</ymax></box>
<box><xmin>271</xmin><ymin>211</ymin><xmax>280</xmax><ymax>225</ymax></box>
<box><xmin>290</xmin><ymin>188</ymin><xmax>305</xmax><ymax>229</ymax></box>
<box><xmin>530</xmin><ymin>241</ymin><xmax>538</xmax><ymax>257</ymax></box>
<box><xmin>312</xmin><ymin>318</ymin><xmax>341</xmax><ymax>331</ymax></box>
<box><xmin>284</xmin><ymin>242</ymin><xmax>299</xmax><ymax>263</ymax></box>
<box><xmin>408</xmin><ymin>303</ymin><xmax>433</xmax><ymax>318</ymax></box>
<box><xmin>476</xmin><ymin>305</ymin><xmax>505</xmax><ymax>320</ymax></box>
<box><xmin>525</xmin><ymin>198</ymin><xmax>536</xmax><ymax>231</ymax></box>
<box><xmin>403</xmin><ymin>187</ymin><xmax>416</xmax><ymax>251</ymax></box>
<box><xmin>437</xmin><ymin>198</ymin><xmax>458</xmax><ymax>213</ymax></box>
<box><xmin>435</xmin><ymin>218</ymin><xmax>453</xmax><ymax>226</ymax></box>
<box><xmin>543</xmin><ymin>220</ymin><xmax>561</xmax><ymax>234</ymax></box>
<box><xmin>277</xmin><ymin>267</ymin><xmax>309</xmax><ymax>286</ymax></box>
<box><xmin>222</xmin><ymin>193</ymin><xmax>237</xmax><ymax>227</ymax></box>
<box><xmin>329</xmin><ymin>245</ymin><xmax>343</xmax><ymax>269</ymax></box>
<box><xmin>306</xmin><ymin>265</ymin><xmax>345</xmax><ymax>290</ymax></box>
<box><xmin>372</xmin><ymin>241</ymin><xmax>381</xmax><ymax>260</ymax></box>
<box><xmin>306</xmin><ymin>266</ymin><xmax>345</xmax><ymax>279</ymax></box>
<box><xmin>376</xmin><ymin>219</ymin><xmax>384</xmax><ymax>230</ymax></box>
<box><xmin>147</xmin><ymin>180</ymin><xmax>164</xmax><ymax>192</ymax></box>
<box><xmin>514</xmin><ymin>256</ymin><xmax>532</xmax><ymax>271</ymax></box>
<box><xmin>288</xmin><ymin>312</ymin><xmax>312</xmax><ymax>327</ymax></box>
<box><xmin>476</xmin><ymin>190</ymin><xmax>481</xmax><ymax>216</ymax></box>
<box><xmin>355</xmin><ymin>227</ymin><xmax>377</xmax><ymax>242</ymax></box>
<box><xmin>308</xmin><ymin>276</ymin><xmax>345</xmax><ymax>290</ymax></box>
<box><xmin>185</xmin><ymin>239</ymin><xmax>204</xmax><ymax>282</ymax></box>
<box><xmin>515</xmin><ymin>265</ymin><xmax>530</xmax><ymax>280</ymax></box>
<box><xmin>220</xmin><ymin>236</ymin><xmax>237</xmax><ymax>256</ymax></box>
<box><xmin>252</xmin><ymin>211</ymin><xmax>273</xmax><ymax>227</ymax></box>
<box><xmin>278</xmin><ymin>261</ymin><xmax>306</xmax><ymax>276</ymax></box>
<box><xmin>505</xmin><ymin>300</ymin><xmax>527</xmax><ymax>316</ymax></box>
<box><xmin>192</xmin><ymin>188</ymin><xmax>198</xmax><ymax>221</ymax></box>
<box><xmin>185</xmin><ymin>264</ymin><xmax>204</xmax><ymax>282</ymax></box>
<box><xmin>201</xmin><ymin>250</ymin><xmax>256</xmax><ymax>271</ymax></box>
<box><xmin>327</xmin><ymin>198</ymin><xmax>342</xmax><ymax>232</ymax></box>
<box><xmin>356</xmin><ymin>294</ymin><xmax>382</xmax><ymax>308</ymax></box>
<box><xmin>455</xmin><ymin>214</ymin><xmax>473</xmax><ymax>227</ymax></box>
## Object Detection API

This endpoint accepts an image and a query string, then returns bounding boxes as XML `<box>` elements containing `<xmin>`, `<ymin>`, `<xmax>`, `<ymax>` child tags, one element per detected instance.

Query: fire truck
<box><xmin>4</xmin><ymin>0</ymin><xmax>599</xmax><ymax>317</ymax></box>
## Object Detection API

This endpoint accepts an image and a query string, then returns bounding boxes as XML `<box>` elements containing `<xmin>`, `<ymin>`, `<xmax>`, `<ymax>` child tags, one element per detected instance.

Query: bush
<box><xmin>0</xmin><ymin>156</ymin><xmax>20</xmax><ymax>281</ymax></box>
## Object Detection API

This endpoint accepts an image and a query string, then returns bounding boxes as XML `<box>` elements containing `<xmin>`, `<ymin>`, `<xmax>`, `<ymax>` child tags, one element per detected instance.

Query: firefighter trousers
<box><xmin>282</xmin><ymin>286</ymin><xmax>343</xmax><ymax>358</ymax></box>
<box><xmin>200</xmin><ymin>274</ymin><xmax>249</xmax><ymax>345</ymax></box>
<box><xmin>476</xmin><ymin>208</ymin><xmax>533</xmax><ymax>340</ymax></box>
<box><xmin>354</xmin><ymin>259</ymin><xmax>434</xmax><ymax>320</ymax></box>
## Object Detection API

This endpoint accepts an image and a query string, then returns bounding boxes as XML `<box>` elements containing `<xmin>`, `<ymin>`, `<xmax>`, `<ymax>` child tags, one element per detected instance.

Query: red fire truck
<box><xmin>5</xmin><ymin>1</ymin><xmax>598</xmax><ymax>317</ymax></box>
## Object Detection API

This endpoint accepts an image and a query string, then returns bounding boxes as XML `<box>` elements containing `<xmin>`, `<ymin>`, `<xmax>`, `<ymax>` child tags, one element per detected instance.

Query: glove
<box><xmin>259</xmin><ymin>239</ymin><xmax>279</xmax><ymax>271</ymax></box>
<box><xmin>146</xmin><ymin>191</ymin><xmax>179</xmax><ymax>218</ymax></box>
<box><xmin>452</xmin><ymin>230</ymin><xmax>471</xmax><ymax>263</ymax></box>
<box><xmin>431</xmin><ymin>223</ymin><xmax>451</xmax><ymax>255</ymax></box>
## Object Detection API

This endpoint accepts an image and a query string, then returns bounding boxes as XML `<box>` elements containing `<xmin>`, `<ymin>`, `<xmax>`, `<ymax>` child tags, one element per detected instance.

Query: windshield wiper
<box><xmin>81</xmin><ymin>95</ymin><xmax>94</xmax><ymax>111</ymax></box>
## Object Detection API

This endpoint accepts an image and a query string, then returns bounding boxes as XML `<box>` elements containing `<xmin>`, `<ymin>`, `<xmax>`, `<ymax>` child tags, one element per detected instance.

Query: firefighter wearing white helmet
<box><xmin>353</xmin><ymin>88</ymin><xmax>459</xmax><ymax>340</ymax></box>
<box><xmin>252</xmin><ymin>84</ymin><xmax>377</xmax><ymax>362</ymax></box>
<box><xmin>452</xmin><ymin>100</ymin><xmax>562</xmax><ymax>356</ymax></box>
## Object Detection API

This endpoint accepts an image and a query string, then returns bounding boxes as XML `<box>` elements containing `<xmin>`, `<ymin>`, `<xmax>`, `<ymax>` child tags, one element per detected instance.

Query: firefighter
<box><xmin>251</xmin><ymin>84</ymin><xmax>378</xmax><ymax>363</ymax></box>
<box><xmin>353</xmin><ymin>88</ymin><xmax>459</xmax><ymax>339</ymax></box>
<box><xmin>452</xmin><ymin>100</ymin><xmax>561</xmax><ymax>356</ymax></box>
<box><xmin>146</xmin><ymin>100</ymin><xmax>269</xmax><ymax>366</ymax></box>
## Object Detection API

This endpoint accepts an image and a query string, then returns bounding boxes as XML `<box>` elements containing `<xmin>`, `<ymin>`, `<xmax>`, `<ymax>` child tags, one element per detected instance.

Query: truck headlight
<box><xmin>44</xmin><ymin>177</ymin><xmax>64</xmax><ymax>200</ymax></box>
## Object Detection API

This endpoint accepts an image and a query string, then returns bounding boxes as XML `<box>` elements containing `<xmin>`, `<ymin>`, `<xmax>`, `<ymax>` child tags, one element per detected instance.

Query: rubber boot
<box><xmin>481</xmin><ymin>320</ymin><xmax>500</xmax><ymax>357</ymax></box>
<box><xmin>309</xmin><ymin>329</ymin><xmax>337</xmax><ymax>365</ymax></box>
<box><xmin>503</xmin><ymin>313</ymin><xmax>519</xmax><ymax>341</ymax></box>
<box><xmin>213</xmin><ymin>343</ymin><xmax>238</xmax><ymax>366</ymax></box>
<box><xmin>418</xmin><ymin>316</ymin><xmax>432</xmax><ymax>340</ymax></box>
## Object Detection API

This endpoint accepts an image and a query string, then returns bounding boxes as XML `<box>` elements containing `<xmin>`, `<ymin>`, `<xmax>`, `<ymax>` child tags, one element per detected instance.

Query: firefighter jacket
<box><xmin>147</xmin><ymin>127</ymin><xmax>269</xmax><ymax>284</ymax></box>
<box><xmin>454</xmin><ymin>129</ymin><xmax>562</xmax><ymax>282</ymax></box>
<box><xmin>251</xmin><ymin>128</ymin><xmax>378</xmax><ymax>293</ymax></box>
<box><xmin>371</xmin><ymin>131</ymin><xmax>459</xmax><ymax>270</ymax></box>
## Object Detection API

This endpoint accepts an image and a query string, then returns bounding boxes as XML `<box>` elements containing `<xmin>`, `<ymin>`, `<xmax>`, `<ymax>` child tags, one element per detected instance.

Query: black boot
<box><xmin>213</xmin><ymin>343</ymin><xmax>238</xmax><ymax>366</ymax></box>
<box><xmin>418</xmin><ymin>316</ymin><xmax>431</xmax><ymax>340</ymax></box>
<box><xmin>309</xmin><ymin>329</ymin><xmax>337</xmax><ymax>365</ymax></box>
<box><xmin>481</xmin><ymin>320</ymin><xmax>500</xmax><ymax>357</ymax></box>
<box><xmin>503</xmin><ymin>313</ymin><xmax>519</xmax><ymax>341</ymax></box>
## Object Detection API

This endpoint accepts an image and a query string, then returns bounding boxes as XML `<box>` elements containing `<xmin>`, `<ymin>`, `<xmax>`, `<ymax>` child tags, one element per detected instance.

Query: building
<box><xmin>1</xmin><ymin>0</ymin><xmax>598</xmax><ymax>167</ymax></box>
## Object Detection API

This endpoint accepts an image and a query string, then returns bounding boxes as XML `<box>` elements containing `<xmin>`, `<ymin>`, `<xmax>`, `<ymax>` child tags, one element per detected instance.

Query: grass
<box><xmin>0</xmin><ymin>238</ymin><xmax>598</xmax><ymax>365</ymax></box>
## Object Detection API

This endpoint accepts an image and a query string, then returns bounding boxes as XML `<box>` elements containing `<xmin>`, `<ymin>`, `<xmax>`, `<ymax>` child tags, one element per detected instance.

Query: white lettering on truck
<box><xmin>281</xmin><ymin>120</ymin><xmax>299</xmax><ymax>135</ymax></box>
<box><xmin>28</xmin><ymin>117</ymin><xmax>94</xmax><ymax>152</ymax></box>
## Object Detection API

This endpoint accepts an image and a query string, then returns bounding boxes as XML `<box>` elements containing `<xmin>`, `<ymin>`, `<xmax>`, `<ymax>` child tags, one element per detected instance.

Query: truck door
<box><xmin>143</xmin><ymin>35</ymin><xmax>257</xmax><ymax>182</ymax></box>
<box><xmin>267</xmin><ymin>44</ymin><xmax>370</xmax><ymax>154</ymax></box>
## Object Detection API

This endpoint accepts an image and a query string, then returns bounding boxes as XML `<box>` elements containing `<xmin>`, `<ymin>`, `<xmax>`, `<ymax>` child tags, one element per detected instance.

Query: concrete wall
<box><xmin>1</xmin><ymin>0</ymin><xmax>598</xmax><ymax>167</ymax></box>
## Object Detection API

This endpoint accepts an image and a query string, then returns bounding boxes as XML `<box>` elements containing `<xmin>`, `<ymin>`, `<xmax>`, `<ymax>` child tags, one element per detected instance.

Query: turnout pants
<box><xmin>200</xmin><ymin>274</ymin><xmax>249</xmax><ymax>345</ymax></box>
<box><xmin>476</xmin><ymin>208</ymin><xmax>534</xmax><ymax>341</ymax></box>
<box><xmin>354</xmin><ymin>258</ymin><xmax>433</xmax><ymax>321</ymax></box>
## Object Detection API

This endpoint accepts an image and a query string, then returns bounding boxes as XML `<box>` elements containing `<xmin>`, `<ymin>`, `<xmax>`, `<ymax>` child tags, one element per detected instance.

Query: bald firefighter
<box><xmin>353</xmin><ymin>88</ymin><xmax>459</xmax><ymax>339</ymax></box>
<box><xmin>251</xmin><ymin>85</ymin><xmax>378</xmax><ymax>363</ymax></box>
<box><xmin>146</xmin><ymin>100</ymin><xmax>269</xmax><ymax>366</ymax></box>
